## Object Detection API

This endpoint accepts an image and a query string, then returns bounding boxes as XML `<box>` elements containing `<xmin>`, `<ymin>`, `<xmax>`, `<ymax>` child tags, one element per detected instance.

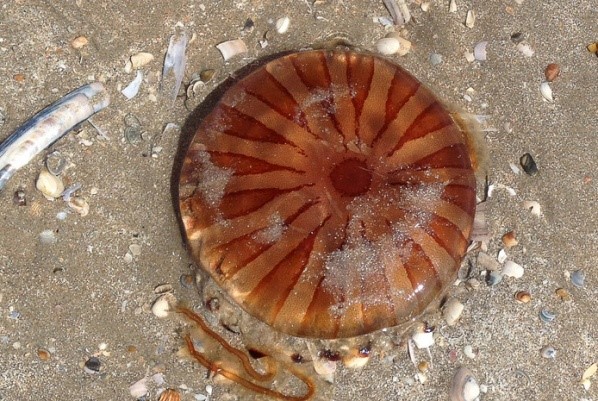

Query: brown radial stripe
<box><xmin>346</xmin><ymin>51</ymin><xmax>375</xmax><ymax>140</ymax></box>
<box><xmin>219</xmin><ymin>185</ymin><xmax>311</xmax><ymax>220</ymax></box>
<box><xmin>207</xmin><ymin>151</ymin><xmax>304</xmax><ymax>175</ymax></box>
<box><xmin>402</xmin><ymin>240</ymin><xmax>443</xmax><ymax>306</ymax></box>
<box><xmin>324</xmin><ymin>52</ymin><xmax>356</xmax><ymax>144</ymax></box>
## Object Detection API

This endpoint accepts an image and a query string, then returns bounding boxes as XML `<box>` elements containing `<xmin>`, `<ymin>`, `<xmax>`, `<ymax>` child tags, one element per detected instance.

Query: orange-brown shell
<box><xmin>179</xmin><ymin>50</ymin><xmax>477</xmax><ymax>339</ymax></box>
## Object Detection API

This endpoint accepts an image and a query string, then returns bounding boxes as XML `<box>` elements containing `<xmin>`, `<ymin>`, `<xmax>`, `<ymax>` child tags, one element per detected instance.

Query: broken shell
<box><xmin>570</xmin><ymin>270</ymin><xmax>586</xmax><ymax>288</ymax></box>
<box><xmin>540</xmin><ymin>81</ymin><xmax>554</xmax><ymax>102</ymax></box>
<box><xmin>71</xmin><ymin>36</ymin><xmax>88</xmax><ymax>49</ymax></box>
<box><xmin>429</xmin><ymin>53</ymin><xmax>443</xmax><ymax>65</ymax></box>
<box><xmin>152</xmin><ymin>293</ymin><xmax>175</xmax><ymax>318</ymax></box>
<box><xmin>539</xmin><ymin>308</ymin><xmax>556</xmax><ymax>323</ymax></box>
<box><xmin>502</xmin><ymin>231</ymin><xmax>519</xmax><ymax>248</ymax></box>
<box><xmin>275</xmin><ymin>17</ymin><xmax>290</xmax><ymax>34</ymax></box>
<box><xmin>582</xmin><ymin>363</ymin><xmax>598</xmax><ymax>380</ymax></box>
<box><xmin>449</xmin><ymin>0</ymin><xmax>457</xmax><ymax>13</ymax></box>
<box><xmin>412</xmin><ymin>331</ymin><xmax>435</xmax><ymax>349</ymax></box>
<box><xmin>555</xmin><ymin>287</ymin><xmax>571</xmax><ymax>301</ymax></box>
<box><xmin>313</xmin><ymin>357</ymin><xmax>337</xmax><ymax>383</ymax></box>
<box><xmin>523</xmin><ymin>200</ymin><xmax>542</xmax><ymax>217</ymax></box>
<box><xmin>129</xmin><ymin>377</ymin><xmax>149</xmax><ymax>398</ymax></box>
<box><xmin>443</xmin><ymin>298</ymin><xmax>464</xmax><ymax>326</ymax></box>
<box><xmin>497</xmin><ymin>248</ymin><xmax>508</xmax><ymax>264</ymax></box>
<box><xmin>375</xmin><ymin>37</ymin><xmax>401</xmax><ymax>55</ymax></box>
<box><xmin>450</xmin><ymin>367</ymin><xmax>480</xmax><ymax>401</ymax></box>
<box><xmin>514</xmin><ymin>290</ymin><xmax>531</xmax><ymax>303</ymax></box>
<box><xmin>520</xmin><ymin>153</ymin><xmax>538</xmax><ymax>175</ymax></box>
<box><xmin>154</xmin><ymin>283</ymin><xmax>174</xmax><ymax>294</ymax></box>
<box><xmin>544</xmin><ymin>63</ymin><xmax>560</xmax><ymax>82</ymax></box>
<box><xmin>216</xmin><ymin>39</ymin><xmax>248</xmax><ymax>61</ymax></box>
<box><xmin>465</xmin><ymin>10</ymin><xmax>475</xmax><ymax>28</ymax></box>
<box><xmin>473</xmin><ymin>41</ymin><xmax>488</xmax><ymax>61</ymax></box>
<box><xmin>39</xmin><ymin>229</ymin><xmax>57</xmax><ymax>245</ymax></box>
<box><xmin>486</xmin><ymin>271</ymin><xmax>503</xmax><ymax>286</ymax></box>
<box><xmin>516</xmin><ymin>42</ymin><xmax>534</xmax><ymax>57</ymax></box>
<box><xmin>130</xmin><ymin>52</ymin><xmax>155</xmax><ymax>69</ymax></box>
<box><xmin>36</xmin><ymin>169</ymin><xmax>65</xmax><ymax>199</ymax></box>
<box><xmin>540</xmin><ymin>346</ymin><xmax>557</xmax><ymax>359</ymax></box>
<box><xmin>200</xmin><ymin>69</ymin><xmax>216</xmax><ymax>82</ymax></box>
<box><xmin>502</xmin><ymin>260</ymin><xmax>524</xmax><ymax>278</ymax></box>
<box><xmin>587</xmin><ymin>42</ymin><xmax>598</xmax><ymax>55</ymax></box>
<box><xmin>37</xmin><ymin>348</ymin><xmax>51</xmax><ymax>361</ymax></box>
<box><xmin>67</xmin><ymin>197</ymin><xmax>90</xmax><ymax>216</ymax></box>
<box><xmin>463</xmin><ymin>345</ymin><xmax>476</xmax><ymax>359</ymax></box>
<box><xmin>342</xmin><ymin>348</ymin><xmax>370</xmax><ymax>369</ymax></box>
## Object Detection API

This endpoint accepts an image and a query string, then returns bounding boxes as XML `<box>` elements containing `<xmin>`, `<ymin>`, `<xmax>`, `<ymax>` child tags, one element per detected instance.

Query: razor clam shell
<box><xmin>0</xmin><ymin>82</ymin><xmax>109</xmax><ymax>191</ymax></box>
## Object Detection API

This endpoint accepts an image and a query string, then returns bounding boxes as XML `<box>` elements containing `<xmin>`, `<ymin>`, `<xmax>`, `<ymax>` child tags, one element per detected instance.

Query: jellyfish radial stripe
<box><xmin>179</xmin><ymin>50</ymin><xmax>478</xmax><ymax>339</ymax></box>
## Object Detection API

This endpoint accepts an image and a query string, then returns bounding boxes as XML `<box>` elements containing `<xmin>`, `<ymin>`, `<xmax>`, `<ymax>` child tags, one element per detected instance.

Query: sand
<box><xmin>0</xmin><ymin>1</ymin><xmax>596</xmax><ymax>400</ymax></box>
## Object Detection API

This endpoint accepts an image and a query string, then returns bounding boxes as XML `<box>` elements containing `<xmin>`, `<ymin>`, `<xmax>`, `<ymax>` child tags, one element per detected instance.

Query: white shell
<box><xmin>275</xmin><ymin>17</ymin><xmax>290</xmax><ymax>34</ymax></box>
<box><xmin>130</xmin><ymin>52</ymin><xmax>155</xmax><ymax>69</ymax></box>
<box><xmin>450</xmin><ymin>367</ymin><xmax>480</xmax><ymax>401</ymax></box>
<box><xmin>151</xmin><ymin>293</ymin><xmax>175</xmax><ymax>318</ymax></box>
<box><xmin>412</xmin><ymin>331</ymin><xmax>435</xmax><ymax>349</ymax></box>
<box><xmin>449</xmin><ymin>0</ymin><xmax>458</xmax><ymax>13</ymax></box>
<box><xmin>497</xmin><ymin>248</ymin><xmax>508</xmax><ymax>264</ymax></box>
<box><xmin>582</xmin><ymin>363</ymin><xmax>597</xmax><ymax>380</ymax></box>
<box><xmin>443</xmin><ymin>298</ymin><xmax>464</xmax><ymax>326</ymax></box>
<box><xmin>465</xmin><ymin>10</ymin><xmax>475</xmax><ymax>28</ymax></box>
<box><xmin>540</xmin><ymin>81</ymin><xmax>554</xmax><ymax>102</ymax></box>
<box><xmin>36</xmin><ymin>169</ymin><xmax>64</xmax><ymax>199</ymax></box>
<box><xmin>502</xmin><ymin>260</ymin><xmax>524</xmax><ymax>278</ymax></box>
<box><xmin>129</xmin><ymin>377</ymin><xmax>149</xmax><ymax>398</ymax></box>
<box><xmin>523</xmin><ymin>200</ymin><xmax>542</xmax><ymax>216</ymax></box>
<box><xmin>516</xmin><ymin>42</ymin><xmax>535</xmax><ymax>57</ymax></box>
<box><xmin>375</xmin><ymin>37</ymin><xmax>401</xmax><ymax>55</ymax></box>
<box><xmin>216</xmin><ymin>39</ymin><xmax>248</xmax><ymax>61</ymax></box>
<box><xmin>342</xmin><ymin>352</ymin><xmax>370</xmax><ymax>369</ymax></box>
<box><xmin>121</xmin><ymin>70</ymin><xmax>143</xmax><ymax>100</ymax></box>
<box><xmin>473</xmin><ymin>41</ymin><xmax>488</xmax><ymax>61</ymax></box>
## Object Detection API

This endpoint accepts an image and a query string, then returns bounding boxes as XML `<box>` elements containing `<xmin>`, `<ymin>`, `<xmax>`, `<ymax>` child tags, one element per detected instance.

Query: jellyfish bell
<box><xmin>177</xmin><ymin>49</ymin><xmax>484</xmax><ymax>398</ymax></box>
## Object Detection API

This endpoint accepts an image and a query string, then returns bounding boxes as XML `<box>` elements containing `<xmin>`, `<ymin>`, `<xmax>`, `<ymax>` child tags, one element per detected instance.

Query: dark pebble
<box><xmin>84</xmin><ymin>356</ymin><xmax>101</xmax><ymax>374</ymax></box>
<box><xmin>520</xmin><ymin>153</ymin><xmax>538</xmax><ymax>175</ymax></box>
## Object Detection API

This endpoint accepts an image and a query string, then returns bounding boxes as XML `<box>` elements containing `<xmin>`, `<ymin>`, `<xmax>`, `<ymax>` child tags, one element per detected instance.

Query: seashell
<box><xmin>67</xmin><ymin>197</ymin><xmax>89</xmax><ymax>216</ymax></box>
<box><xmin>412</xmin><ymin>331</ymin><xmax>435</xmax><ymax>349</ymax></box>
<box><xmin>473</xmin><ymin>41</ymin><xmax>488</xmax><ymax>61</ymax></box>
<box><xmin>582</xmin><ymin>363</ymin><xmax>598</xmax><ymax>380</ymax></box>
<box><xmin>502</xmin><ymin>260</ymin><xmax>524</xmax><ymax>278</ymax></box>
<box><xmin>570</xmin><ymin>270</ymin><xmax>586</xmax><ymax>288</ymax></box>
<box><xmin>152</xmin><ymin>293</ymin><xmax>175</xmax><ymax>318</ymax></box>
<box><xmin>121</xmin><ymin>70</ymin><xmax>143</xmax><ymax>100</ymax></box>
<box><xmin>514</xmin><ymin>290</ymin><xmax>531</xmax><ymax>303</ymax></box>
<box><xmin>497</xmin><ymin>248</ymin><xmax>507</xmax><ymax>264</ymax></box>
<box><xmin>540</xmin><ymin>81</ymin><xmax>554</xmax><ymax>102</ymax></box>
<box><xmin>465</xmin><ymin>10</ymin><xmax>475</xmax><ymax>28</ymax></box>
<box><xmin>129</xmin><ymin>377</ymin><xmax>149</xmax><ymax>398</ymax></box>
<box><xmin>375</xmin><ymin>37</ymin><xmax>401</xmax><ymax>55</ymax></box>
<box><xmin>544</xmin><ymin>63</ymin><xmax>560</xmax><ymax>82</ymax></box>
<box><xmin>443</xmin><ymin>298</ymin><xmax>464</xmax><ymax>326</ymax></box>
<box><xmin>501</xmin><ymin>231</ymin><xmax>518</xmax><ymax>248</ymax></box>
<box><xmin>216</xmin><ymin>39</ymin><xmax>248</xmax><ymax>61</ymax></box>
<box><xmin>450</xmin><ymin>367</ymin><xmax>480</xmax><ymax>401</ymax></box>
<box><xmin>37</xmin><ymin>348</ymin><xmax>51</xmax><ymax>361</ymax></box>
<box><xmin>420</xmin><ymin>2</ymin><xmax>431</xmax><ymax>12</ymax></box>
<box><xmin>463</xmin><ymin>345</ymin><xmax>476</xmax><ymax>359</ymax></box>
<box><xmin>587</xmin><ymin>42</ymin><xmax>598</xmax><ymax>55</ymax></box>
<box><xmin>130</xmin><ymin>52</ymin><xmax>155</xmax><ymax>69</ymax></box>
<box><xmin>384</xmin><ymin>33</ymin><xmax>412</xmax><ymax>56</ymax></box>
<box><xmin>523</xmin><ymin>200</ymin><xmax>542</xmax><ymax>217</ymax></box>
<box><xmin>540</xmin><ymin>345</ymin><xmax>557</xmax><ymax>359</ymax></box>
<box><xmin>158</xmin><ymin>389</ymin><xmax>181</xmax><ymax>401</ymax></box>
<box><xmin>516</xmin><ymin>42</ymin><xmax>534</xmax><ymax>57</ymax></box>
<box><xmin>539</xmin><ymin>308</ymin><xmax>556</xmax><ymax>323</ymax></box>
<box><xmin>36</xmin><ymin>169</ymin><xmax>64</xmax><ymax>199</ymax></box>
<box><xmin>520</xmin><ymin>153</ymin><xmax>538</xmax><ymax>175</ymax></box>
<box><xmin>342</xmin><ymin>348</ymin><xmax>370</xmax><ymax>369</ymax></box>
<box><xmin>275</xmin><ymin>17</ymin><xmax>290</xmax><ymax>34</ymax></box>
<box><xmin>449</xmin><ymin>0</ymin><xmax>457</xmax><ymax>13</ymax></box>
<box><xmin>178</xmin><ymin>50</ymin><xmax>482</xmax><ymax>339</ymax></box>
<box><xmin>163</xmin><ymin>29</ymin><xmax>188</xmax><ymax>104</ymax></box>
<box><xmin>382</xmin><ymin>0</ymin><xmax>411</xmax><ymax>26</ymax></box>
<box><xmin>555</xmin><ymin>287</ymin><xmax>571</xmax><ymax>301</ymax></box>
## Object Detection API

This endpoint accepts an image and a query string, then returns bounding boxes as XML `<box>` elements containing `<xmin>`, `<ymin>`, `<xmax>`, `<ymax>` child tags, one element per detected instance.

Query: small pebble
<box><xmin>13</xmin><ymin>189</ymin><xmax>26</xmax><ymax>206</ymax></box>
<box><xmin>71</xmin><ymin>36</ymin><xmax>88</xmax><ymax>49</ymax></box>
<box><xmin>275</xmin><ymin>17</ymin><xmax>290</xmax><ymax>34</ymax></box>
<box><xmin>520</xmin><ymin>153</ymin><xmax>538</xmax><ymax>175</ymax></box>
<box><xmin>130</xmin><ymin>52</ymin><xmax>155</xmax><ymax>69</ymax></box>
<box><xmin>180</xmin><ymin>273</ymin><xmax>196</xmax><ymax>289</ymax></box>
<box><xmin>412</xmin><ymin>331</ymin><xmax>435</xmax><ymax>349</ymax></box>
<box><xmin>376</xmin><ymin>37</ymin><xmax>401</xmax><ymax>56</ymax></box>
<box><xmin>39</xmin><ymin>229</ymin><xmax>58</xmax><ymax>245</ymax></box>
<box><xmin>555</xmin><ymin>287</ymin><xmax>572</xmax><ymax>301</ymax></box>
<box><xmin>486</xmin><ymin>270</ymin><xmax>503</xmax><ymax>286</ymax></box>
<box><xmin>443</xmin><ymin>298</ymin><xmax>464</xmax><ymax>326</ymax></box>
<box><xmin>84</xmin><ymin>356</ymin><xmax>101</xmax><ymax>374</ymax></box>
<box><xmin>544</xmin><ymin>63</ymin><xmax>560</xmax><ymax>82</ymax></box>
<box><xmin>523</xmin><ymin>200</ymin><xmax>542</xmax><ymax>217</ymax></box>
<box><xmin>429</xmin><ymin>53</ymin><xmax>443</xmax><ymax>65</ymax></box>
<box><xmin>463</xmin><ymin>345</ymin><xmax>477</xmax><ymax>359</ymax></box>
<box><xmin>502</xmin><ymin>260</ymin><xmax>524</xmax><ymax>278</ymax></box>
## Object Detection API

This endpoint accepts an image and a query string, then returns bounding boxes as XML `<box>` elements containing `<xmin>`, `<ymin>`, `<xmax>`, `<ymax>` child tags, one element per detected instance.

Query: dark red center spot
<box><xmin>329</xmin><ymin>158</ymin><xmax>372</xmax><ymax>197</ymax></box>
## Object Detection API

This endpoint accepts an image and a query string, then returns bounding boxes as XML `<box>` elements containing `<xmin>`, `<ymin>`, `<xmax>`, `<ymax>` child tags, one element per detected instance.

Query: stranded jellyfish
<box><xmin>178</xmin><ymin>50</ymin><xmax>479</xmax><ymax>341</ymax></box>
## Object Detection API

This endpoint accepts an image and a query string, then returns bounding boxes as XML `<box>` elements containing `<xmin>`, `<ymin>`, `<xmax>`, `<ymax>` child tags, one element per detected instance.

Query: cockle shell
<box><xmin>178</xmin><ymin>50</ymin><xmax>479</xmax><ymax>339</ymax></box>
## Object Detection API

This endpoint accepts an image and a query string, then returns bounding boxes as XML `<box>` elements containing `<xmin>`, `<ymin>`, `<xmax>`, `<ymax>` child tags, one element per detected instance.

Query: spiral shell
<box><xmin>179</xmin><ymin>50</ymin><xmax>478</xmax><ymax>339</ymax></box>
